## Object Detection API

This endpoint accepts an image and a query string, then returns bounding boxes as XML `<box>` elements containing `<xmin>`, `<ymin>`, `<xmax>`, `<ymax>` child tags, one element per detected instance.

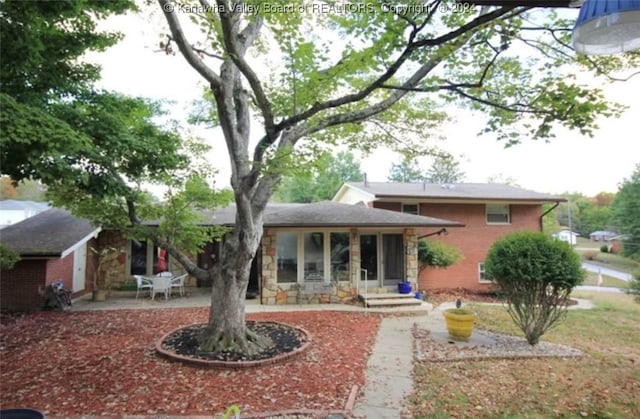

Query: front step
<box><xmin>359</xmin><ymin>292</ymin><xmax>423</xmax><ymax>308</ymax></box>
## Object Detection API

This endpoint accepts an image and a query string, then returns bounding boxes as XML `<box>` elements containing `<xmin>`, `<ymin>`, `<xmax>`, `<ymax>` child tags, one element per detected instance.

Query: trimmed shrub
<box><xmin>484</xmin><ymin>231</ymin><xmax>585</xmax><ymax>345</ymax></box>
<box><xmin>600</xmin><ymin>244</ymin><xmax>609</xmax><ymax>253</ymax></box>
<box><xmin>583</xmin><ymin>250</ymin><xmax>598</xmax><ymax>260</ymax></box>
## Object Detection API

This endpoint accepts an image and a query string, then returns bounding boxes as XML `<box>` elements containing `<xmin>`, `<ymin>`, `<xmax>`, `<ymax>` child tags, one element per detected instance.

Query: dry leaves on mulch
<box><xmin>0</xmin><ymin>308</ymin><xmax>380</xmax><ymax>417</ymax></box>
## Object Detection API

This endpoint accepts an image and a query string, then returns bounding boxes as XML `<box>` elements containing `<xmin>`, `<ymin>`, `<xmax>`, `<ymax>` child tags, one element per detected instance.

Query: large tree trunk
<box><xmin>197</xmin><ymin>218</ymin><xmax>272</xmax><ymax>354</ymax></box>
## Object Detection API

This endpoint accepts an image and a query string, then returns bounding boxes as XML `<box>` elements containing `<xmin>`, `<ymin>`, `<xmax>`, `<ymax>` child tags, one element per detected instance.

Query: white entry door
<box><xmin>72</xmin><ymin>243</ymin><xmax>87</xmax><ymax>292</ymax></box>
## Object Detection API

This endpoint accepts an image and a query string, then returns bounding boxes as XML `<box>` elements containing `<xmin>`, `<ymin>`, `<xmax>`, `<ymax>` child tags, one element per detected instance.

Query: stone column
<box><xmin>261</xmin><ymin>228</ymin><xmax>278</xmax><ymax>305</ymax></box>
<box><xmin>404</xmin><ymin>228</ymin><xmax>418</xmax><ymax>288</ymax></box>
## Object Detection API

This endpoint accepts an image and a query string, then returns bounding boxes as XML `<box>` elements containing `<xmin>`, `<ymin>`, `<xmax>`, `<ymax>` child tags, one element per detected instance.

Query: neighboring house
<box><xmin>1</xmin><ymin>202</ymin><xmax>462</xmax><ymax>310</ymax></box>
<box><xmin>0</xmin><ymin>199</ymin><xmax>49</xmax><ymax>229</ymax></box>
<box><xmin>607</xmin><ymin>235</ymin><xmax>628</xmax><ymax>254</ymax></box>
<box><xmin>0</xmin><ymin>209</ymin><xmax>100</xmax><ymax>312</ymax></box>
<box><xmin>553</xmin><ymin>230</ymin><xmax>579</xmax><ymax>245</ymax></box>
<box><xmin>589</xmin><ymin>230</ymin><xmax>617</xmax><ymax>242</ymax></box>
<box><xmin>333</xmin><ymin>182</ymin><xmax>565</xmax><ymax>293</ymax></box>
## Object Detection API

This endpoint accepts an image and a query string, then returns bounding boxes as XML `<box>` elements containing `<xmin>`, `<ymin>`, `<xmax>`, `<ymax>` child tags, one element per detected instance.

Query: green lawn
<box><xmin>575</xmin><ymin>237</ymin><xmax>604</xmax><ymax>250</ymax></box>
<box><xmin>578</xmin><ymin>249</ymin><xmax>640</xmax><ymax>274</ymax></box>
<box><xmin>411</xmin><ymin>292</ymin><xmax>640</xmax><ymax>418</ymax></box>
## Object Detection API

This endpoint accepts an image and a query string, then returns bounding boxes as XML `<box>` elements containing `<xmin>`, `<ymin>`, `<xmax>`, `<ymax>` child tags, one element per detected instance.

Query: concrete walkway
<box><xmin>352</xmin><ymin>317</ymin><xmax>415</xmax><ymax>418</ymax></box>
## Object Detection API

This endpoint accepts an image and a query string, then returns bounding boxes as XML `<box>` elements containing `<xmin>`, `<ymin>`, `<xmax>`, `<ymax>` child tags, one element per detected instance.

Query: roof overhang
<box><xmin>17</xmin><ymin>227</ymin><xmax>101</xmax><ymax>259</ymax></box>
<box><xmin>373</xmin><ymin>196</ymin><xmax>567</xmax><ymax>204</ymax></box>
<box><xmin>262</xmin><ymin>201</ymin><xmax>465</xmax><ymax>228</ymax></box>
<box><xmin>60</xmin><ymin>227</ymin><xmax>102</xmax><ymax>259</ymax></box>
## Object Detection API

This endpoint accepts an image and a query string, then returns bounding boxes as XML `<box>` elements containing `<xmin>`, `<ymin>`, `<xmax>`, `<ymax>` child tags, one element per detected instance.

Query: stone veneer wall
<box><xmin>261</xmin><ymin>228</ymin><xmax>358</xmax><ymax>305</ymax></box>
<box><xmin>97</xmin><ymin>231</ymin><xmax>128</xmax><ymax>289</ymax></box>
<box><xmin>97</xmin><ymin>231</ymin><xmax>196</xmax><ymax>289</ymax></box>
<box><xmin>404</xmin><ymin>228</ymin><xmax>418</xmax><ymax>287</ymax></box>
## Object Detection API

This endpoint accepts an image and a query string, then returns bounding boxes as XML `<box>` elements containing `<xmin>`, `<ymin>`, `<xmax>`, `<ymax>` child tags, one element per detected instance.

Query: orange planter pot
<box><xmin>442</xmin><ymin>308</ymin><xmax>476</xmax><ymax>341</ymax></box>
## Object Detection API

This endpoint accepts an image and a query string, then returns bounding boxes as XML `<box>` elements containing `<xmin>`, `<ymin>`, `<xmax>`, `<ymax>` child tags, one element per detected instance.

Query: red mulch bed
<box><xmin>0</xmin><ymin>308</ymin><xmax>380</xmax><ymax>417</ymax></box>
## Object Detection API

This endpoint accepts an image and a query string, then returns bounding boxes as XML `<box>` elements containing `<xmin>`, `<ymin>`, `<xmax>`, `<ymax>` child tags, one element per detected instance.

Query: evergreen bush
<box><xmin>417</xmin><ymin>239</ymin><xmax>463</xmax><ymax>271</ymax></box>
<box><xmin>484</xmin><ymin>231</ymin><xmax>585</xmax><ymax>345</ymax></box>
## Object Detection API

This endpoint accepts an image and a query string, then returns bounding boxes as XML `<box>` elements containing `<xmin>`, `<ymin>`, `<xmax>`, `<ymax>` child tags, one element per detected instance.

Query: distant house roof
<box><xmin>589</xmin><ymin>230</ymin><xmax>617</xmax><ymax>237</ymax></box>
<box><xmin>0</xmin><ymin>200</ymin><xmax>49</xmax><ymax>211</ymax></box>
<box><xmin>203</xmin><ymin>201</ymin><xmax>464</xmax><ymax>228</ymax></box>
<box><xmin>335</xmin><ymin>182</ymin><xmax>565</xmax><ymax>203</ymax></box>
<box><xmin>0</xmin><ymin>209</ymin><xmax>99</xmax><ymax>258</ymax></box>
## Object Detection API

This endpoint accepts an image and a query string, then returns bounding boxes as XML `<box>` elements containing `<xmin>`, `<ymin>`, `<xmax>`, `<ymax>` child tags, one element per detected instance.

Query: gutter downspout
<box><xmin>539</xmin><ymin>201</ymin><xmax>561</xmax><ymax>232</ymax></box>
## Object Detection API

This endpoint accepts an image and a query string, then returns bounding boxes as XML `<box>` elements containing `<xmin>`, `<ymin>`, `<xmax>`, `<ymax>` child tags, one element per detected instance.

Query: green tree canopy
<box><xmin>425</xmin><ymin>154</ymin><xmax>465</xmax><ymax>183</ymax></box>
<box><xmin>388</xmin><ymin>154</ymin><xmax>465</xmax><ymax>183</ymax></box>
<box><xmin>611</xmin><ymin>164</ymin><xmax>640</xmax><ymax>260</ymax></box>
<box><xmin>0</xmin><ymin>0</ymin><xmax>134</xmax><ymax>105</ymax></box>
<box><xmin>0</xmin><ymin>0</ymin><xmax>230</xmax><ymax>261</ymax></box>
<box><xmin>388</xmin><ymin>156</ymin><xmax>427</xmax><ymax>183</ymax></box>
<box><xmin>554</xmin><ymin>192</ymin><xmax>614</xmax><ymax>236</ymax></box>
<box><xmin>275</xmin><ymin>151</ymin><xmax>364</xmax><ymax>202</ymax></box>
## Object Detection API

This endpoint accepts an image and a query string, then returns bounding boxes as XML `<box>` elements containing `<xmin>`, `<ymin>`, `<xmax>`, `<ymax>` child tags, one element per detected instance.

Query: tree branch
<box><xmin>272</xmin><ymin>6</ymin><xmax>519</xmax><ymax>138</ymax></box>
<box><xmin>158</xmin><ymin>0</ymin><xmax>222</xmax><ymax>87</ymax></box>
<box><xmin>445</xmin><ymin>85</ymin><xmax>547</xmax><ymax>115</ymax></box>
<box><xmin>412</xmin><ymin>6</ymin><xmax>526</xmax><ymax>48</ymax></box>
<box><xmin>215</xmin><ymin>0</ymin><xmax>276</xmax><ymax>136</ymax></box>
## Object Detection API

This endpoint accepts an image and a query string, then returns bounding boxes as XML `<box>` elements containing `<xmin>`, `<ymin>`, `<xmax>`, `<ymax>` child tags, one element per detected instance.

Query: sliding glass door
<box><xmin>360</xmin><ymin>233</ymin><xmax>405</xmax><ymax>287</ymax></box>
<box><xmin>359</xmin><ymin>234</ymin><xmax>378</xmax><ymax>283</ymax></box>
<box><xmin>382</xmin><ymin>234</ymin><xmax>404</xmax><ymax>285</ymax></box>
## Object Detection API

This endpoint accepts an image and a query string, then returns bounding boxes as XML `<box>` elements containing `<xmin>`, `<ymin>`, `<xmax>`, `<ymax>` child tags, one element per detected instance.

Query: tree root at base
<box><xmin>197</xmin><ymin>326</ymin><xmax>274</xmax><ymax>356</ymax></box>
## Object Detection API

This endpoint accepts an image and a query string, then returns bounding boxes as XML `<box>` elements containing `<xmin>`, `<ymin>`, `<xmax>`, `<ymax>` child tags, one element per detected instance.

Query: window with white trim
<box><xmin>330</xmin><ymin>233</ymin><xmax>350</xmax><ymax>283</ymax></box>
<box><xmin>129</xmin><ymin>240</ymin><xmax>165</xmax><ymax>276</ymax></box>
<box><xmin>478</xmin><ymin>262</ymin><xmax>487</xmax><ymax>282</ymax></box>
<box><xmin>303</xmin><ymin>232</ymin><xmax>325</xmax><ymax>281</ymax></box>
<box><xmin>276</xmin><ymin>232</ymin><xmax>298</xmax><ymax>283</ymax></box>
<box><xmin>276</xmin><ymin>231</ymin><xmax>351</xmax><ymax>284</ymax></box>
<box><xmin>486</xmin><ymin>204</ymin><xmax>510</xmax><ymax>224</ymax></box>
<box><xmin>402</xmin><ymin>203</ymin><xmax>419</xmax><ymax>215</ymax></box>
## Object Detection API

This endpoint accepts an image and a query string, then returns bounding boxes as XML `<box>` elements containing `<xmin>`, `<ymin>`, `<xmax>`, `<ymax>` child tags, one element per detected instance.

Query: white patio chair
<box><xmin>134</xmin><ymin>275</ymin><xmax>152</xmax><ymax>299</ymax></box>
<box><xmin>150</xmin><ymin>276</ymin><xmax>171</xmax><ymax>301</ymax></box>
<box><xmin>170</xmin><ymin>273</ymin><xmax>188</xmax><ymax>297</ymax></box>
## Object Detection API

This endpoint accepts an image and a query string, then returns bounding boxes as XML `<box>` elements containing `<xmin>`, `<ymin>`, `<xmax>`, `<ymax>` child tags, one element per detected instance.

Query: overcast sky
<box><xmin>92</xmin><ymin>9</ymin><xmax>640</xmax><ymax>197</ymax></box>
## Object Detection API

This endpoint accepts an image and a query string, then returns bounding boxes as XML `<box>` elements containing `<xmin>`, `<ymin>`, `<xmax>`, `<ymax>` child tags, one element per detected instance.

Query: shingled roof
<box><xmin>205</xmin><ymin>201</ymin><xmax>463</xmax><ymax>228</ymax></box>
<box><xmin>2</xmin><ymin>203</ymin><xmax>461</xmax><ymax>257</ymax></box>
<box><xmin>264</xmin><ymin>201</ymin><xmax>462</xmax><ymax>227</ymax></box>
<box><xmin>0</xmin><ymin>209</ymin><xmax>99</xmax><ymax>257</ymax></box>
<box><xmin>344</xmin><ymin>182</ymin><xmax>564</xmax><ymax>203</ymax></box>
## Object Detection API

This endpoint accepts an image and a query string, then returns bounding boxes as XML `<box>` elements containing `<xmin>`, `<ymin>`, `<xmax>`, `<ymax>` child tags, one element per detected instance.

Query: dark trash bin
<box><xmin>0</xmin><ymin>409</ymin><xmax>45</xmax><ymax>419</ymax></box>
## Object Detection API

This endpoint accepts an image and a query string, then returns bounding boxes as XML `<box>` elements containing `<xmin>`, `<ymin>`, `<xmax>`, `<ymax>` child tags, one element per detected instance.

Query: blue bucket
<box><xmin>414</xmin><ymin>291</ymin><xmax>423</xmax><ymax>300</ymax></box>
<box><xmin>397</xmin><ymin>282</ymin><xmax>412</xmax><ymax>294</ymax></box>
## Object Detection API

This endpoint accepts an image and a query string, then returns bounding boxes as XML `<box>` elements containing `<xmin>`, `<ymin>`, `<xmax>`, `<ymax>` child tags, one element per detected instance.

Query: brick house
<box><xmin>333</xmin><ymin>182</ymin><xmax>565</xmax><ymax>293</ymax></box>
<box><xmin>607</xmin><ymin>235</ymin><xmax>628</xmax><ymax>254</ymax></box>
<box><xmin>1</xmin><ymin>202</ymin><xmax>462</xmax><ymax>310</ymax></box>
<box><xmin>0</xmin><ymin>209</ymin><xmax>100</xmax><ymax>311</ymax></box>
